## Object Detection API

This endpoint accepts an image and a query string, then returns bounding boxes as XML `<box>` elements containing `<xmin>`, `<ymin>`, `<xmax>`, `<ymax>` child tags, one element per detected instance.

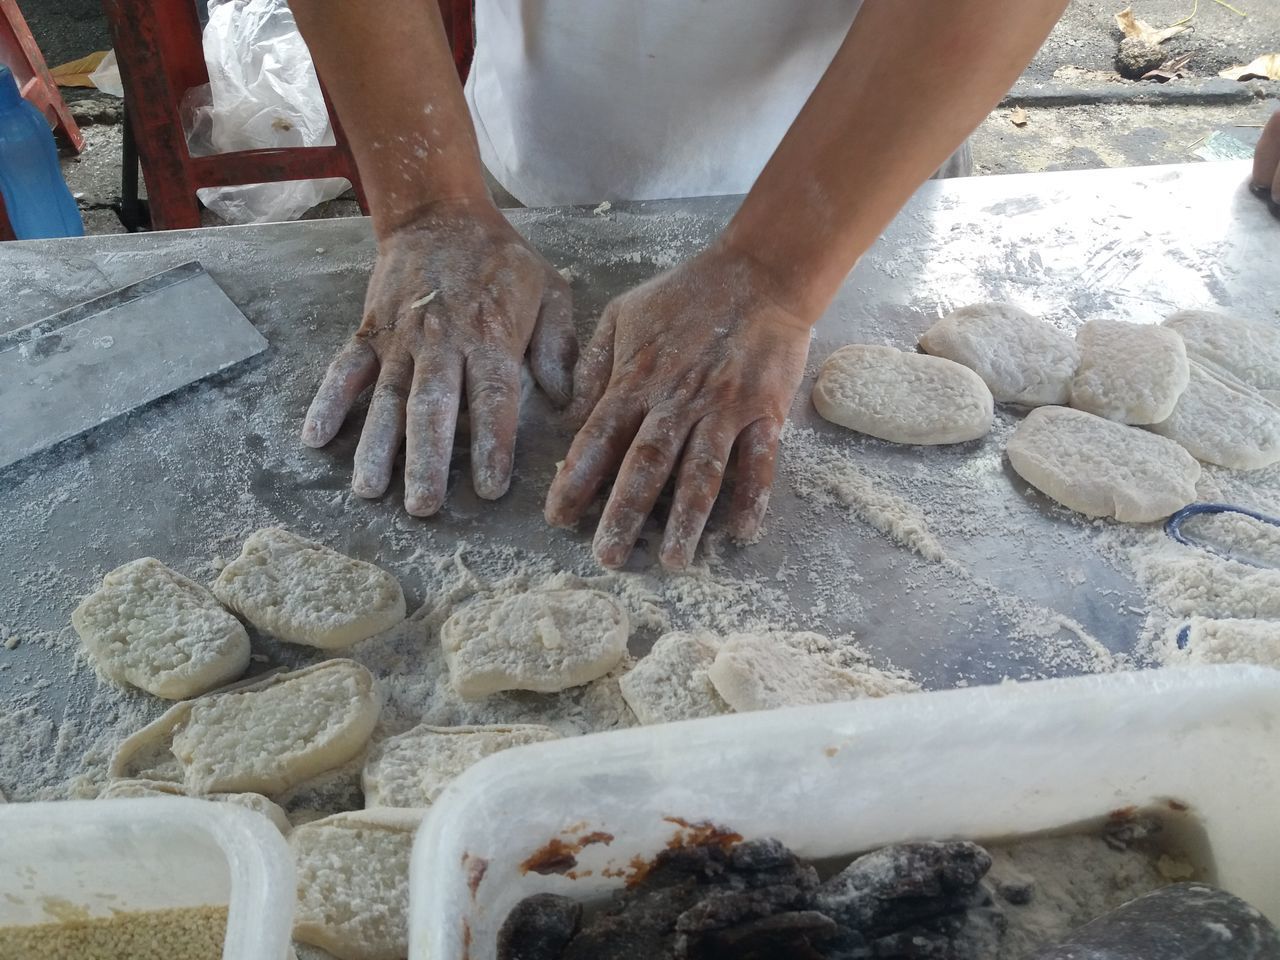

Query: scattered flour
<box><xmin>782</xmin><ymin>425</ymin><xmax>948</xmax><ymax>562</ymax></box>
<box><xmin>1160</xmin><ymin>618</ymin><xmax>1280</xmax><ymax>668</ymax></box>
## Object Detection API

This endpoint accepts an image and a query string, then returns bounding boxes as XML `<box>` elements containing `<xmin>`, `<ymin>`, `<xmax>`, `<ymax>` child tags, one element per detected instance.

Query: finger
<box><xmin>351</xmin><ymin>358</ymin><xmax>411</xmax><ymax>498</ymax></box>
<box><xmin>529</xmin><ymin>278</ymin><xmax>577</xmax><ymax>406</ymax></box>
<box><xmin>593</xmin><ymin>409</ymin><xmax>688</xmax><ymax>569</ymax></box>
<box><xmin>726</xmin><ymin>417</ymin><xmax>783</xmax><ymax>542</ymax></box>
<box><xmin>301</xmin><ymin>338</ymin><xmax>379</xmax><ymax>447</ymax></box>
<box><xmin>544</xmin><ymin>396</ymin><xmax>644</xmax><ymax>528</ymax></box>
<box><xmin>465</xmin><ymin>348</ymin><xmax>522</xmax><ymax>500</ymax></box>
<box><xmin>403</xmin><ymin>351</ymin><xmax>463</xmax><ymax>516</ymax></box>
<box><xmin>659</xmin><ymin>418</ymin><xmax>737</xmax><ymax>571</ymax></box>
<box><xmin>567</xmin><ymin>306</ymin><xmax>618</xmax><ymax>427</ymax></box>
<box><xmin>1251</xmin><ymin>112</ymin><xmax>1280</xmax><ymax>197</ymax></box>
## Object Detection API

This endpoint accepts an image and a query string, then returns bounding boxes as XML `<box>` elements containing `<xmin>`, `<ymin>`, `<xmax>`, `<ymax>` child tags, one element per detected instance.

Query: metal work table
<box><xmin>1</xmin><ymin>161</ymin><xmax>1276</xmax><ymax>796</ymax></box>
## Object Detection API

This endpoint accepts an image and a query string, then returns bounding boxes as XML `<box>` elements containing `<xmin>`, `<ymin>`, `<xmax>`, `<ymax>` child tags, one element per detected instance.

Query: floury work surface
<box><xmin>0</xmin><ymin>161</ymin><xmax>1277</xmax><ymax>798</ymax></box>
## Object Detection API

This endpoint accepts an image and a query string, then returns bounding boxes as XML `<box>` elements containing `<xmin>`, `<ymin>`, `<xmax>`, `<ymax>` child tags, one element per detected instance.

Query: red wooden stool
<box><xmin>102</xmin><ymin>0</ymin><xmax>474</xmax><ymax>231</ymax></box>
<box><xmin>0</xmin><ymin>0</ymin><xmax>84</xmax><ymax>152</ymax></box>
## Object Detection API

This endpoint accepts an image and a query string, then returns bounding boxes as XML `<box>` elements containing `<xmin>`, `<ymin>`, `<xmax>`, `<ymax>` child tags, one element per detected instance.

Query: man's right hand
<box><xmin>1253</xmin><ymin>109</ymin><xmax>1280</xmax><ymax>213</ymax></box>
<box><xmin>301</xmin><ymin>199</ymin><xmax>576</xmax><ymax>516</ymax></box>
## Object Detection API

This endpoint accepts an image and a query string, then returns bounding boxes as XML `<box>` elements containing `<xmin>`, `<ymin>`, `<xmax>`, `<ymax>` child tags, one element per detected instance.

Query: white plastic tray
<box><xmin>411</xmin><ymin>665</ymin><xmax>1280</xmax><ymax>959</ymax></box>
<box><xmin>0</xmin><ymin>797</ymin><xmax>294</xmax><ymax>960</ymax></box>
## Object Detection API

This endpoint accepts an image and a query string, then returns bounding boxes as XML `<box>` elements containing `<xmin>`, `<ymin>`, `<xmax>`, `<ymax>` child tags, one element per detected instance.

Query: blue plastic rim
<box><xmin>1176</xmin><ymin>624</ymin><xmax>1191</xmax><ymax>650</ymax></box>
<box><xmin>1165</xmin><ymin>502</ymin><xmax>1280</xmax><ymax>564</ymax></box>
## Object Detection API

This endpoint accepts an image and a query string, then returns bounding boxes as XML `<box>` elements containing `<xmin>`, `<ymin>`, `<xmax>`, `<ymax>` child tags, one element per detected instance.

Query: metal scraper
<box><xmin>0</xmin><ymin>261</ymin><xmax>268</xmax><ymax>470</ymax></box>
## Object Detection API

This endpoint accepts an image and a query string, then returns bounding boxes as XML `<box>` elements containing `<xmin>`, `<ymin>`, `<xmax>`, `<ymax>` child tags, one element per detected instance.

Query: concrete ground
<box><xmin>19</xmin><ymin>0</ymin><xmax>1280</xmax><ymax>233</ymax></box>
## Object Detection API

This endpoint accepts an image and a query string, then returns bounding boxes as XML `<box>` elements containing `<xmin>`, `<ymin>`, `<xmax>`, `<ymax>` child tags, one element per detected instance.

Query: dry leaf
<box><xmin>1142</xmin><ymin>52</ymin><xmax>1194</xmax><ymax>81</ymax></box>
<box><xmin>49</xmin><ymin>51</ymin><xmax>109</xmax><ymax>88</ymax></box>
<box><xmin>1115</xmin><ymin>7</ymin><xmax>1189</xmax><ymax>44</ymax></box>
<box><xmin>1009</xmin><ymin>107</ymin><xmax>1029</xmax><ymax>127</ymax></box>
<box><xmin>1219</xmin><ymin>53</ymin><xmax>1280</xmax><ymax>81</ymax></box>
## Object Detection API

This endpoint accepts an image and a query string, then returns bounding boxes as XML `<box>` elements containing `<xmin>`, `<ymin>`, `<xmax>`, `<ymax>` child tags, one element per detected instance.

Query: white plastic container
<box><xmin>0</xmin><ymin>797</ymin><xmax>294</xmax><ymax>960</ymax></box>
<box><xmin>411</xmin><ymin>665</ymin><xmax>1280</xmax><ymax>959</ymax></box>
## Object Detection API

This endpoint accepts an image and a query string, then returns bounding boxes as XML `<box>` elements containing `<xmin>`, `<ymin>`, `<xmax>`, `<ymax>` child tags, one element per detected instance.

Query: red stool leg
<box><xmin>0</xmin><ymin>192</ymin><xmax>15</xmax><ymax>241</ymax></box>
<box><xmin>101</xmin><ymin>0</ymin><xmax>206</xmax><ymax>229</ymax></box>
<box><xmin>0</xmin><ymin>0</ymin><xmax>84</xmax><ymax>152</ymax></box>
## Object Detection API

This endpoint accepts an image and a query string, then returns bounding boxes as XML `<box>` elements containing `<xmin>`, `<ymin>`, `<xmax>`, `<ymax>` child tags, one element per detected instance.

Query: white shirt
<box><xmin>465</xmin><ymin>0</ymin><xmax>863</xmax><ymax>207</ymax></box>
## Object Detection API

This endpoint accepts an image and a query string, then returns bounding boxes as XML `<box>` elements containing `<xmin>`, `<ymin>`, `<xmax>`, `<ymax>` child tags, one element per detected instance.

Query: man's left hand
<box><xmin>544</xmin><ymin>243</ymin><xmax>813</xmax><ymax>570</ymax></box>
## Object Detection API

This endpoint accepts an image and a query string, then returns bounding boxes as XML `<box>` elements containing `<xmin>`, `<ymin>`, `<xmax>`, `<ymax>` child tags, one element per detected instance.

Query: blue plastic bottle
<box><xmin>0</xmin><ymin>65</ymin><xmax>84</xmax><ymax>239</ymax></box>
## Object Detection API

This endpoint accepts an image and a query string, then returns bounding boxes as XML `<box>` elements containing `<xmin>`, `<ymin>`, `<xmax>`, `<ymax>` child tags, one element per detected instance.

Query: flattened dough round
<box><xmin>213</xmin><ymin>528</ymin><xmax>405</xmax><ymax>649</ymax></box>
<box><xmin>1069</xmin><ymin>319</ymin><xmax>1189</xmax><ymax>424</ymax></box>
<box><xmin>362</xmin><ymin>723</ymin><xmax>559</xmax><ymax>807</ymax></box>
<box><xmin>707</xmin><ymin>632</ymin><xmax>918</xmax><ymax>713</ymax></box>
<box><xmin>442</xmin><ymin>589</ymin><xmax>628</xmax><ymax>699</ymax></box>
<box><xmin>1164</xmin><ymin>309</ymin><xmax>1280</xmax><ymax>392</ymax></box>
<box><xmin>73</xmin><ymin>558</ymin><xmax>249</xmax><ymax>699</ymax></box>
<box><xmin>1007</xmin><ymin>406</ymin><xmax>1200</xmax><ymax>523</ymax></box>
<box><xmin>813</xmin><ymin>345</ymin><xmax>993</xmax><ymax>444</ymax></box>
<box><xmin>111</xmin><ymin>659</ymin><xmax>381</xmax><ymax>796</ymax></box>
<box><xmin>291</xmin><ymin>808</ymin><xmax>424</xmax><ymax>960</ymax></box>
<box><xmin>918</xmin><ymin>303</ymin><xmax>1079</xmax><ymax>406</ymax></box>
<box><xmin>1148</xmin><ymin>360</ymin><xmax>1280</xmax><ymax>470</ymax></box>
<box><xmin>98</xmin><ymin>778</ymin><xmax>292</xmax><ymax>834</ymax></box>
<box><xmin>618</xmin><ymin>631</ymin><xmax>732</xmax><ymax>725</ymax></box>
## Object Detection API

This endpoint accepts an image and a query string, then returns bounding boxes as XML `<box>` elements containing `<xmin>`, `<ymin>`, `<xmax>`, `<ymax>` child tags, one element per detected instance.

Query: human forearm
<box><xmin>289</xmin><ymin>0</ymin><xmax>490</xmax><ymax>238</ymax></box>
<box><xmin>722</xmin><ymin>0</ymin><xmax>1069</xmax><ymax>321</ymax></box>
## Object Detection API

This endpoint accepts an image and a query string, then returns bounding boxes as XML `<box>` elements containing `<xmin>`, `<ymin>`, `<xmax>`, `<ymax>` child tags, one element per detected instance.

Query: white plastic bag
<box><xmin>182</xmin><ymin>0</ymin><xmax>349</xmax><ymax>224</ymax></box>
<box><xmin>88</xmin><ymin>50</ymin><xmax>123</xmax><ymax>98</ymax></box>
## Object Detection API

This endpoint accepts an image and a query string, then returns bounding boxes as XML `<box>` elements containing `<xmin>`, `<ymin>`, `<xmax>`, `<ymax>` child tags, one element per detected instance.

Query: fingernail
<box><xmin>474</xmin><ymin>471</ymin><xmax>512</xmax><ymax>501</ymax></box>
<box><xmin>351</xmin><ymin>473</ymin><xmax>383</xmax><ymax>499</ymax></box>
<box><xmin>405</xmin><ymin>489</ymin><xmax>443</xmax><ymax>517</ymax></box>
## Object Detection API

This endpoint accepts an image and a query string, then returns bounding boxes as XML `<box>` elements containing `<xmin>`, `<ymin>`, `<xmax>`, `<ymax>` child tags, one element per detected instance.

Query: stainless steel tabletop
<box><xmin>1</xmin><ymin>160</ymin><xmax>1276</xmax><ymax>797</ymax></box>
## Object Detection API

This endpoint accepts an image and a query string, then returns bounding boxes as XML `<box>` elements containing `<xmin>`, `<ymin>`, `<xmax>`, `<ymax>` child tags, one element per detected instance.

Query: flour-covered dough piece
<box><xmin>73</xmin><ymin>558</ymin><xmax>249</xmax><ymax>700</ymax></box>
<box><xmin>291</xmin><ymin>808</ymin><xmax>424</xmax><ymax>960</ymax></box>
<box><xmin>619</xmin><ymin>631</ymin><xmax>732</xmax><ymax>725</ymax></box>
<box><xmin>362</xmin><ymin>723</ymin><xmax>559</xmax><ymax>807</ymax></box>
<box><xmin>813</xmin><ymin>344</ymin><xmax>993</xmax><ymax>444</ymax></box>
<box><xmin>1164</xmin><ymin>309</ymin><xmax>1280</xmax><ymax>393</ymax></box>
<box><xmin>1069</xmin><ymin>319</ymin><xmax>1189</xmax><ymax>424</ymax></box>
<box><xmin>213</xmin><ymin>528</ymin><xmax>405</xmax><ymax>649</ymax></box>
<box><xmin>98</xmin><ymin>778</ymin><xmax>292</xmax><ymax>834</ymax></box>
<box><xmin>111</xmin><ymin>659</ymin><xmax>381</xmax><ymax>795</ymax></box>
<box><xmin>442</xmin><ymin>589</ymin><xmax>629</xmax><ymax>699</ymax></box>
<box><xmin>1007</xmin><ymin>406</ymin><xmax>1199</xmax><ymax>523</ymax></box>
<box><xmin>918</xmin><ymin>303</ymin><xmax>1079</xmax><ymax>406</ymax></box>
<box><xmin>1173</xmin><ymin>617</ymin><xmax>1280</xmax><ymax>667</ymax></box>
<box><xmin>707</xmin><ymin>632</ymin><xmax>918</xmax><ymax>713</ymax></box>
<box><xmin>1147</xmin><ymin>360</ymin><xmax>1280</xmax><ymax>470</ymax></box>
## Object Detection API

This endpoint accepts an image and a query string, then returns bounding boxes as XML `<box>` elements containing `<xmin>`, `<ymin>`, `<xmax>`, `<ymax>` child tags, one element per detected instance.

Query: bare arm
<box><xmin>547</xmin><ymin>0</ymin><xmax>1071</xmax><ymax>569</ymax></box>
<box><xmin>724</xmin><ymin>0</ymin><xmax>1072</xmax><ymax>318</ymax></box>
<box><xmin>289</xmin><ymin>0</ymin><xmax>575</xmax><ymax>514</ymax></box>
<box><xmin>288</xmin><ymin>0</ymin><xmax>487</xmax><ymax>234</ymax></box>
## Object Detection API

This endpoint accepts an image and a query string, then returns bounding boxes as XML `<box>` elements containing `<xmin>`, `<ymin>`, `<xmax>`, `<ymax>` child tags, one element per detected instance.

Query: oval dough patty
<box><xmin>1148</xmin><ymin>360</ymin><xmax>1280</xmax><ymax>470</ymax></box>
<box><xmin>918</xmin><ymin>302</ymin><xmax>1079</xmax><ymax>407</ymax></box>
<box><xmin>707</xmin><ymin>632</ymin><xmax>918</xmax><ymax>713</ymax></box>
<box><xmin>362</xmin><ymin>723</ymin><xmax>559</xmax><ymax>807</ymax></box>
<box><xmin>1164</xmin><ymin>308</ymin><xmax>1280</xmax><ymax>393</ymax></box>
<box><xmin>1007</xmin><ymin>406</ymin><xmax>1200</xmax><ymax>523</ymax></box>
<box><xmin>73</xmin><ymin>558</ymin><xmax>250</xmax><ymax>700</ymax></box>
<box><xmin>291</xmin><ymin>808</ymin><xmax>424</xmax><ymax>960</ymax></box>
<box><xmin>442</xmin><ymin>589</ymin><xmax>629</xmax><ymax>699</ymax></box>
<box><xmin>111</xmin><ymin>659</ymin><xmax>381</xmax><ymax>795</ymax></box>
<box><xmin>213</xmin><ymin>528</ymin><xmax>405</xmax><ymax>649</ymax></box>
<box><xmin>1069</xmin><ymin>319</ymin><xmax>1189</xmax><ymax>424</ymax></box>
<box><xmin>813</xmin><ymin>344</ymin><xmax>993</xmax><ymax>444</ymax></box>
